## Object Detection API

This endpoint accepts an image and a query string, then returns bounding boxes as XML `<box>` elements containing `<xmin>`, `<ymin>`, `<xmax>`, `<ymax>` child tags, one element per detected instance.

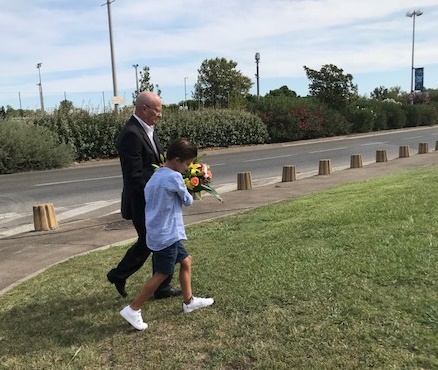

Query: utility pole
<box><xmin>132</xmin><ymin>64</ymin><xmax>139</xmax><ymax>93</ymax></box>
<box><xmin>184</xmin><ymin>77</ymin><xmax>188</xmax><ymax>109</ymax></box>
<box><xmin>406</xmin><ymin>10</ymin><xmax>423</xmax><ymax>105</ymax></box>
<box><xmin>36</xmin><ymin>63</ymin><xmax>44</xmax><ymax>112</ymax></box>
<box><xmin>255</xmin><ymin>52</ymin><xmax>260</xmax><ymax>99</ymax></box>
<box><xmin>102</xmin><ymin>0</ymin><xmax>118</xmax><ymax>111</ymax></box>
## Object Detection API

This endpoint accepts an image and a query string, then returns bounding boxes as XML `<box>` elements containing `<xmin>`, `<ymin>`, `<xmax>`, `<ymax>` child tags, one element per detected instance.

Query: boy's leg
<box><xmin>120</xmin><ymin>272</ymin><xmax>169</xmax><ymax>331</ymax></box>
<box><xmin>179</xmin><ymin>255</ymin><xmax>192</xmax><ymax>304</ymax></box>
<box><xmin>130</xmin><ymin>272</ymin><xmax>168</xmax><ymax>310</ymax></box>
<box><xmin>176</xmin><ymin>245</ymin><xmax>214</xmax><ymax>314</ymax></box>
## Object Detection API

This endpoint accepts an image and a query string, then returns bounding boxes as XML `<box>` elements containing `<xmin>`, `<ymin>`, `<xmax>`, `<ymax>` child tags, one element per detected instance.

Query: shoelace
<box><xmin>134</xmin><ymin>310</ymin><xmax>143</xmax><ymax>323</ymax></box>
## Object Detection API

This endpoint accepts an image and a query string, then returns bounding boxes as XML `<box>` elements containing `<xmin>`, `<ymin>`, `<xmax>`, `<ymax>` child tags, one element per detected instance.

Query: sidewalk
<box><xmin>1</xmin><ymin>150</ymin><xmax>437</xmax><ymax>295</ymax></box>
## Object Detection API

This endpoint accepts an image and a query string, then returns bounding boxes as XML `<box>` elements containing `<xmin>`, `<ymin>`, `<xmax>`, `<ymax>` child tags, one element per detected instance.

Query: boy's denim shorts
<box><xmin>152</xmin><ymin>240</ymin><xmax>189</xmax><ymax>275</ymax></box>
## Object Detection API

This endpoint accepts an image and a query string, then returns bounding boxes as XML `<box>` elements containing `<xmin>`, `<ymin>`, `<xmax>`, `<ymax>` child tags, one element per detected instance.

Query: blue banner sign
<box><xmin>414</xmin><ymin>68</ymin><xmax>424</xmax><ymax>91</ymax></box>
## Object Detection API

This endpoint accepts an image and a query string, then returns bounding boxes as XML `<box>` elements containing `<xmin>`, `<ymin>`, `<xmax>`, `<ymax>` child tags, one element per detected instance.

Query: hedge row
<box><xmin>1</xmin><ymin>97</ymin><xmax>437</xmax><ymax>174</ymax></box>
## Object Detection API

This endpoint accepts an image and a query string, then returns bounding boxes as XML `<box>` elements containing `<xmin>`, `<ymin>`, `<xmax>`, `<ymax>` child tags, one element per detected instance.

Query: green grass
<box><xmin>1</xmin><ymin>166</ymin><xmax>437</xmax><ymax>369</ymax></box>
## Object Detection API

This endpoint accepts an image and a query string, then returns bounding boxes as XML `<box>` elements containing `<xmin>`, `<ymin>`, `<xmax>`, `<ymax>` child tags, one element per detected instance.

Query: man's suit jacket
<box><xmin>117</xmin><ymin>115</ymin><xmax>164</xmax><ymax>222</ymax></box>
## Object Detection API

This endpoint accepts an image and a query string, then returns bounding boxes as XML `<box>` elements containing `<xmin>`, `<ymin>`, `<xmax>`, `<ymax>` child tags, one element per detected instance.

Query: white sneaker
<box><xmin>182</xmin><ymin>296</ymin><xmax>214</xmax><ymax>313</ymax></box>
<box><xmin>120</xmin><ymin>305</ymin><xmax>148</xmax><ymax>330</ymax></box>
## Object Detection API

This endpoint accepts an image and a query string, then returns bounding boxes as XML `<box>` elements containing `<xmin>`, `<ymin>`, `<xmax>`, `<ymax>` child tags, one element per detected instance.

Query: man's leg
<box><xmin>107</xmin><ymin>212</ymin><xmax>149</xmax><ymax>297</ymax></box>
<box><xmin>108</xmin><ymin>239</ymin><xmax>150</xmax><ymax>280</ymax></box>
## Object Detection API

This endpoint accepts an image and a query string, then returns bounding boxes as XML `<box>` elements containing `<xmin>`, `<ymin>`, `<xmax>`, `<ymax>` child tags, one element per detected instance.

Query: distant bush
<box><xmin>0</xmin><ymin>119</ymin><xmax>75</xmax><ymax>174</ymax></box>
<box><xmin>404</xmin><ymin>104</ymin><xmax>438</xmax><ymax>127</ymax></box>
<box><xmin>33</xmin><ymin>108</ymin><xmax>127</xmax><ymax>161</ymax></box>
<box><xmin>346</xmin><ymin>104</ymin><xmax>376</xmax><ymax>133</ymax></box>
<box><xmin>251</xmin><ymin>96</ymin><xmax>350</xmax><ymax>142</ymax></box>
<box><xmin>380</xmin><ymin>100</ymin><xmax>406</xmax><ymax>129</ymax></box>
<box><xmin>346</xmin><ymin>99</ymin><xmax>388</xmax><ymax>132</ymax></box>
<box><xmin>157</xmin><ymin>109</ymin><xmax>269</xmax><ymax>148</ymax></box>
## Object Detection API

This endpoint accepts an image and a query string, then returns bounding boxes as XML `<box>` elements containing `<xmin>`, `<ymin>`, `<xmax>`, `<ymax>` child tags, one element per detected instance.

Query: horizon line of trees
<box><xmin>2</xmin><ymin>58</ymin><xmax>438</xmax><ymax>118</ymax></box>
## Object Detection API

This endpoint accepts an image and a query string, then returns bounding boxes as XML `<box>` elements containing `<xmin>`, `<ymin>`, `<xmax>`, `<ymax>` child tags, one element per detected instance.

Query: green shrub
<box><xmin>0</xmin><ymin>119</ymin><xmax>75</xmax><ymax>174</ymax></box>
<box><xmin>34</xmin><ymin>109</ymin><xmax>127</xmax><ymax>161</ymax></box>
<box><xmin>157</xmin><ymin>109</ymin><xmax>269</xmax><ymax>148</ymax></box>
<box><xmin>380</xmin><ymin>100</ymin><xmax>406</xmax><ymax>129</ymax></box>
<box><xmin>252</xmin><ymin>96</ymin><xmax>350</xmax><ymax>142</ymax></box>
<box><xmin>346</xmin><ymin>105</ymin><xmax>375</xmax><ymax>133</ymax></box>
<box><xmin>419</xmin><ymin>105</ymin><xmax>438</xmax><ymax>126</ymax></box>
<box><xmin>407</xmin><ymin>104</ymin><xmax>438</xmax><ymax>126</ymax></box>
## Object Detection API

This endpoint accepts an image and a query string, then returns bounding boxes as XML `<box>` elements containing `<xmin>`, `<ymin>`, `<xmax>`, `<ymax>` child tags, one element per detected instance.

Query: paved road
<box><xmin>1</xmin><ymin>126</ymin><xmax>437</xmax><ymax>238</ymax></box>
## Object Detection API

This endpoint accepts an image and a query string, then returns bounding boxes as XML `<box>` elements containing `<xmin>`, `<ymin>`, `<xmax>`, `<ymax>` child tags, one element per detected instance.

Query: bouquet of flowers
<box><xmin>153</xmin><ymin>154</ymin><xmax>222</xmax><ymax>202</ymax></box>
<box><xmin>184</xmin><ymin>157</ymin><xmax>223</xmax><ymax>202</ymax></box>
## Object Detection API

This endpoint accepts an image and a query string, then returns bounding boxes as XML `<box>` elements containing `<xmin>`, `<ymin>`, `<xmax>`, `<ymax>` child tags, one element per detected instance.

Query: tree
<box><xmin>193</xmin><ymin>57</ymin><xmax>253</xmax><ymax>108</ymax></box>
<box><xmin>132</xmin><ymin>66</ymin><xmax>156</xmax><ymax>104</ymax></box>
<box><xmin>303</xmin><ymin>64</ymin><xmax>358</xmax><ymax>109</ymax></box>
<box><xmin>370</xmin><ymin>86</ymin><xmax>403</xmax><ymax>101</ymax></box>
<box><xmin>265</xmin><ymin>85</ymin><xmax>297</xmax><ymax>98</ymax></box>
<box><xmin>58</xmin><ymin>99</ymin><xmax>75</xmax><ymax>112</ymax></box>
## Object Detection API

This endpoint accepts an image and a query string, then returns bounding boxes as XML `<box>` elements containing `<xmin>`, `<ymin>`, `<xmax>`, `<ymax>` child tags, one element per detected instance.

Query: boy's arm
<box><xmin>174</xmin><ymin>174</ymin><xmax>193</xmax><ymax>206</ymax></box>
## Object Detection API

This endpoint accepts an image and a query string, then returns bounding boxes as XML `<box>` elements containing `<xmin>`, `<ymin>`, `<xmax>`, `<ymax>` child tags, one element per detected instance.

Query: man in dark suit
<box><xmin>107</xmin><ymin>91</ymin><xmax>181</xmax><ymax>299</ymax></box>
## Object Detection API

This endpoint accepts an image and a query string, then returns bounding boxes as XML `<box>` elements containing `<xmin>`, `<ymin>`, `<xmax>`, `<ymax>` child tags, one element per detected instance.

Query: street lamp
<box><xmin>102</xmin><ymin>0</ymin><xmax>118</xmax><ymax>111</ymax></box>
<box><xmin>132</xmin><ymin>64</ymin><xmax>139</xmax><ymax>93</ymax></box>
<box><xmin>255</xmin><ymin>52</ymin><xmax>260</xmax><ymax>99</ymax></box>
<box><xmin>406</xmin><ymin>9</ymin><xmax>423</xmax><ymax>104</ymax></box>
<box><xmin>36</xmin><ymin>63</ymin><xmax>44</xmax><ymax>112</ymax></box>
<box><xmin>184</xmin><ymin>77</ymin><xmax>188</xmax><ymax>108</ymax></box>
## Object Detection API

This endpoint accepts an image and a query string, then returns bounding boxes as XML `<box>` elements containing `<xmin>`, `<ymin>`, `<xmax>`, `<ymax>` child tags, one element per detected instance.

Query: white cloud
<box><xmin>0</xmin><ymin>0</ymin><xmax>437</xmax><ymax>109</ymax></box>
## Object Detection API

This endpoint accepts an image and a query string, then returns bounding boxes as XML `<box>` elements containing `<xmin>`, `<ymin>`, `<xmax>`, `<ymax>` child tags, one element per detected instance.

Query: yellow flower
<box><xmin>184</xmin><ymin>178</ymin><xmax>193</xmax><ymax>190</ymax></box>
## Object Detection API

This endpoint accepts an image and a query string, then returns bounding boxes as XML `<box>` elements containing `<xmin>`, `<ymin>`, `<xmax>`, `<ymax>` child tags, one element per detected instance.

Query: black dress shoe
<box><xmin>107</xmin><ymin>272</ymin><xmax>128</xmax><ymax>298</ymax></box>
<box><xmin>154</xmin><ymin>287</ymin><xmax>182</xmax><ymax>299</ymax></box>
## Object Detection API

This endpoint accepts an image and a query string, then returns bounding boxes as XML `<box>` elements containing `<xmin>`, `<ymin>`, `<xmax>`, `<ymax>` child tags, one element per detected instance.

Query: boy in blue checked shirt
<box><xmin>120</xmin><ymin>137</ymin><xmax>214</xmax><ymax>330</ymax></box>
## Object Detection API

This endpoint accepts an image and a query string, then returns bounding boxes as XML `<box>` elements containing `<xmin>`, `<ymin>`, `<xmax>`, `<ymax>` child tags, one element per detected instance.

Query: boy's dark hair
<box><xmin>166</xmin><ymin>137</ymin><xmax>197</xmax><ymax>161</ymax></box>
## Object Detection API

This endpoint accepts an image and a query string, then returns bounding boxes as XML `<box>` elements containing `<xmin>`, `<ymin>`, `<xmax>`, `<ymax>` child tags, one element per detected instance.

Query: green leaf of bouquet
<box><xmin>200</xmin><ymin>184</ymin><xmax>223</xmax><ymax>202</ymax></box>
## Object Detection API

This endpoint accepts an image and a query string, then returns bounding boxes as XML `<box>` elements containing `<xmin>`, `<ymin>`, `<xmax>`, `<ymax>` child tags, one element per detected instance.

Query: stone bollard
<box><xmin>399</xmin><ymin>145</ymin><xmax>410</xmax><ymax>158</ymax></box>
<box><xmin>350</xmin><ymin>154</ymin><xmax>363</xmax><ymax>168</ymax></box>
<box><xmin>281</xmin><ymin>165</ymin><xmax>297</xmax><ymax>182</ymax></box>
<box><xmin>33</xmin><ymin>203</ymin><xmax>58</xmax><ymax>231</ymax></box>
<box><xmin>376</xmin><ymin>149</ymin><xmax>388</xmax><ymax>163</ymax></box>
<box><xmin>318</xmin><ymin>159</ymin><xmax>332</xmax><ymax>175</ymax></box>
<box><xmin>435</xmin><ymin>141</ymin><xmax>438</xmax><ymax>151</ymax></box>
<box><xmin>237</xmin><ymin>172</ymin><xmax>253</xmax><ymax>190</ymax></box>
<box><xmin>418</xmin><ymin>142</ymin><xmax>429</xmax><ymax>154</ymax></box>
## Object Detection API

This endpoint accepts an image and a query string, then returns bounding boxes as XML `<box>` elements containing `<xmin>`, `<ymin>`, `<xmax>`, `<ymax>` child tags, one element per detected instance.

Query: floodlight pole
<box><xmin>36</xmin><ymin>63</ymin><xmax>44</xmax><ymax>112</ymax></box>
<box><xmin>406</xmin><ymin>9</ymin><xmax>423</xmax><ymax>105</ymax></box>
<box><xmin>184</xmin><ymin>77</ymin><xmax>188</xmax><ymax>108</ymax></box>
<box><xmin>132</xmin><ymin>64</ymin><xmax>139</xmax><ymax>93</ymax></box>
<box><xmin>255</xmin><ymin>52</ymin><xmax>260</xmax><ymax>99</ymax></box>
<box><xmin>102</xmin><ymin>0</ymin><xmax>118</xmax><ymax>111</ymax></box>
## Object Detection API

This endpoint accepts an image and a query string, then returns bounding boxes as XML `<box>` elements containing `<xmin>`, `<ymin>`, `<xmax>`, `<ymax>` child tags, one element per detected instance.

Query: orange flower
<box><xmin>190</xmin><ymin>177</ymin><xmax>200</xmax><ymax>187</ymax></box>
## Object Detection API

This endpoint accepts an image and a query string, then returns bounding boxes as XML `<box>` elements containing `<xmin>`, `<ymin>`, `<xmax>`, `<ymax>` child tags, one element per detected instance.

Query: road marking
<box><xmin>54</xmin><ymin>200</ymin><xmax>120</xmax><ymax>220</ymax></box>
<box><xmin>360</xmin><ymin>142</ymin><xmax>388</xmax><ymax>146</ymax></box>
<box><xmin>0</xmin><ymin>213</ymin><xmax>21</xmax><ymax>220</ymax></box>
<box><xmin>35</xmin><ymin>175</ymin><xmax>121</xmax><ymax>187</ymax></box>
<box><xmin>308</xmin><ymin>146</ymin><xmax>348</xmax><ymax>154</ymax></box>
<box><xmin>0</xmin><ymin>200</ymin><xmax>120</xmax><ymax>239</ymax></box>
<box><xmin>404</xmin><ymin>136</ymin><xmax>423</xmax><ymax>140</ymax></box>
<box><xmin>243</xmin><ymin>154</ymin><xmax>297</xmax><ymax>163</ymax></box>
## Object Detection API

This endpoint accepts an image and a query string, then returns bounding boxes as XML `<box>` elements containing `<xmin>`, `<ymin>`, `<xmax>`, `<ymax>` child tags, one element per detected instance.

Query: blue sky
<box><xmin>1</xmin><ymin>0</ymin><xmax>438</xmax><ymax>112</ymax></box>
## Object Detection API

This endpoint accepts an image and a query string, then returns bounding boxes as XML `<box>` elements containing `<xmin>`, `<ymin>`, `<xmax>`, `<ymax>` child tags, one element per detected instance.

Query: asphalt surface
<box><xmin>1</xmin><ymin>149</ymin><xmax>437</xmax><ymax>295</ymax></box>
